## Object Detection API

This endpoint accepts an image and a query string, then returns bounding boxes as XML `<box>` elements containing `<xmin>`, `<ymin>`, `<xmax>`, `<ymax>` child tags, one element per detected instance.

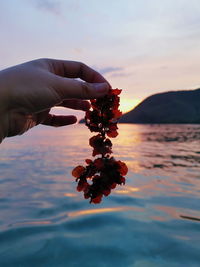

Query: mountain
<box><xmin>120</xmin><ymin>88</ymin><xmax>200</xmax><ymax>123</ymax></box>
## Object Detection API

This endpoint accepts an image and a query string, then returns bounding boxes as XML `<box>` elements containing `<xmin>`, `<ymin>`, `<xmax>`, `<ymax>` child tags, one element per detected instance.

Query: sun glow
<box><xmin>119</xmin><ymin>98</ymin><xmax>141</xmax><ymax>114</ymax></box>
<box><xmin>52</xmin><ymin>97</ymin><xmax>141</xmax><ymax>119</ymax></box>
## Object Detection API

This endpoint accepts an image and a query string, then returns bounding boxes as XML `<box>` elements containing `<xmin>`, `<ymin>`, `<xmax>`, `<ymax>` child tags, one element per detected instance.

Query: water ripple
<box><xmin>0</xmin><ymin>124</ymin><xmax>200</xmax><ymax>266</ymax></box>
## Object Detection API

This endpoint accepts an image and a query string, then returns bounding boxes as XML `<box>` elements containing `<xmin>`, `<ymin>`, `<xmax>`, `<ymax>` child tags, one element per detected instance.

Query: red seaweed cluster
<box><xmin>72</xmin><ymin>89</ymin><xmax>128</xmax><ymax>204</ymax></box>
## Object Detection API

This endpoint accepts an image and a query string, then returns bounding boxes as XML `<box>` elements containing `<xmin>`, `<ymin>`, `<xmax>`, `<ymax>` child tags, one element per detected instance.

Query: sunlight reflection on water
<box><xmin>0</xmin><ymin>124</ymin><xmax>200</xmax><ymax>266</ymax></box>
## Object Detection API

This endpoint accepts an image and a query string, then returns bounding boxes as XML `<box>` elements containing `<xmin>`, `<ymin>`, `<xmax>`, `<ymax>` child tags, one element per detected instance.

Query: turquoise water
<box><xmin>0</xmin><ymin>124</ymin><xmax>200</xmax><ymax>267</ymax></box>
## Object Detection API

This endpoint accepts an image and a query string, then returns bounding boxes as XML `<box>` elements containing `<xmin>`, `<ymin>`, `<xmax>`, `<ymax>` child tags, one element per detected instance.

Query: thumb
<box><xmin>53</xmin><ymin>76</ymin><xmax>110</xmax><ymax>100</ymax></box>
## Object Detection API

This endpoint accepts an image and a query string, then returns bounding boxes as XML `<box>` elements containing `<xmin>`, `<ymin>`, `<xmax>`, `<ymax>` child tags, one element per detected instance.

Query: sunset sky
<box><xmin>1</xmin><ymin>0</ymin><xmax>200</xmax><ymax>116</ymax></box>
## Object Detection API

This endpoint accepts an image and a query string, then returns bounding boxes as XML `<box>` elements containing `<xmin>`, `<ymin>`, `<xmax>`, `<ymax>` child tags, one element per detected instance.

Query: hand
<box><xmin>0</xmin><ymin>58</ymin><xmax>110</xmax><ymax>143</ymax></box>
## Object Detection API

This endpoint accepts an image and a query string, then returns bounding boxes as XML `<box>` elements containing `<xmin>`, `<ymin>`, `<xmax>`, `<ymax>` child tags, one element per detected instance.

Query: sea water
<box><xmin>0</xmin><ymin>124</ymin><xmax>200</xmax><ymax>267</ymax></box>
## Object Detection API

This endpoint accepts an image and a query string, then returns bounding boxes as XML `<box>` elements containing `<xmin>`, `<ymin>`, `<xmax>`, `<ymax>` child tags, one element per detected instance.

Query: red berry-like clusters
<box><xmin>72</xmin><ymin>89</ymin><xmax>128</xmax><ymax>204</ymax></box>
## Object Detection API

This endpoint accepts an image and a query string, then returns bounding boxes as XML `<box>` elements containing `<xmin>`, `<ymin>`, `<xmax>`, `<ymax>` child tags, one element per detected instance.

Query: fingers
<box><xmin>41</xmin><ymin>114</ymin><xmax>77</xmax><ymax>127</ymax></box>
<box><xmin>57</xmin><ymin>99</ymin><xmax>91</xmax><ymax>111</ymax></box>
<box><xmin>46</xmin><ymin>59</ymin><xmax>110</xmax><ymax>84</ymax></box>
<box><xmin>52</xmin><ymin>76</ymin><xmax>110</xmax><ymax>100</ymax></box>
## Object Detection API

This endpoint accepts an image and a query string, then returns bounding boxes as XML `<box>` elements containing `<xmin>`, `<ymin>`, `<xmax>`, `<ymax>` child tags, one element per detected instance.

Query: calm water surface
<box><xmin>0</xmin><ymin>124</ymin><xmax>200</xmax><ymax>267</ymax></box>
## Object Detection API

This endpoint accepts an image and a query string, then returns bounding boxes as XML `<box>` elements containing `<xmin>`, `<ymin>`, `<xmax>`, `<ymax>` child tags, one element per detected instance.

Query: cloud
<box><xmin>110</xmin><ymin>72</ymin><xmax>132</xmax><ymax>78</ymax></box>
<box><xmin>31</xmin><ymin>0</ymin><xmax>62</xmax><ymax>16</ymax></box>
<box><xmin>97</xmin><ymin>66</ymin><xmax>124</xmax><ymax>75</ymax></box>
<box><xmin>72</xmin><ymin>47</ymin><xmax>83</xmax><ymax>55</ymax></box>
<box><xmin>93</xmin><ymin>66</ymin><xmax>133</xmax><ymax>78</ymax></box>
<box><xmin>92</xmin><ymin>66</ymin><xmax>134</xmax><ymax>79</ymax></box>
<box><xmin>159</xmin><ymin>65</ymin><xmax>168</xmax><ymax>70</ymax></box>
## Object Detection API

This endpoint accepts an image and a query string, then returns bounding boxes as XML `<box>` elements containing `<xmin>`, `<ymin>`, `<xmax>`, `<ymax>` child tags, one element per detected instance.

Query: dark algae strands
<box><xmin>72</xmin><ymin>89</ymin><xmax>128</xmax><ymax>204</ymax></box>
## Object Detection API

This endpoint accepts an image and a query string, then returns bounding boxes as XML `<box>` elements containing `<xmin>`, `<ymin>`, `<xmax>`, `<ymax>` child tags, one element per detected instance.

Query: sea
<box><xmin>0</xmin><ymin>124</ymin><xmax>200</xmax><ymax>267</ymax></box>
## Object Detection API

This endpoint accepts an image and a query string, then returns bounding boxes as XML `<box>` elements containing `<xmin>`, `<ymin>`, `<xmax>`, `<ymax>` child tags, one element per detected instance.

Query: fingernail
<box><xmin>93</xmin><ymin>82</ymin><xmax>109</xmax><ymax>93</ymax></box>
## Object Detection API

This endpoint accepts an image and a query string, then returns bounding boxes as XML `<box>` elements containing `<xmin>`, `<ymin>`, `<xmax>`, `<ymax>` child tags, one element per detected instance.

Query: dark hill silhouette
<box><xmin>120</xmin><ymin>88</ymin><xmax>200</xmax><ymax>123</ymax></box>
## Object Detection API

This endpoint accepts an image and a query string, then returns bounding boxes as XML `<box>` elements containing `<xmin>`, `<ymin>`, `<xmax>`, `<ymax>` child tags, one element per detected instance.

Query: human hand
<box><xmin>0</xmin><ymin>58</ymin><xmax>110</xmax><ymax>143</ymax></box>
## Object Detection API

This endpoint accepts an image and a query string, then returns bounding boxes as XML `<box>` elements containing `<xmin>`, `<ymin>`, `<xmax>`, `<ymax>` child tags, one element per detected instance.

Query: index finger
<box><xmin>43</xmin><ymin>58</ymin><xmax>110</xmax><ymax>85</ymax></box>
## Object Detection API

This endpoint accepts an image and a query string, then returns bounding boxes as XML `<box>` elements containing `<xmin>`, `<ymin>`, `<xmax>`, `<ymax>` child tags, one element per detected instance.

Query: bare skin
<box><xmin>0</xmin><ymin>58</ymin><xmax>110</xmax><ymax>143</ymax></box>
